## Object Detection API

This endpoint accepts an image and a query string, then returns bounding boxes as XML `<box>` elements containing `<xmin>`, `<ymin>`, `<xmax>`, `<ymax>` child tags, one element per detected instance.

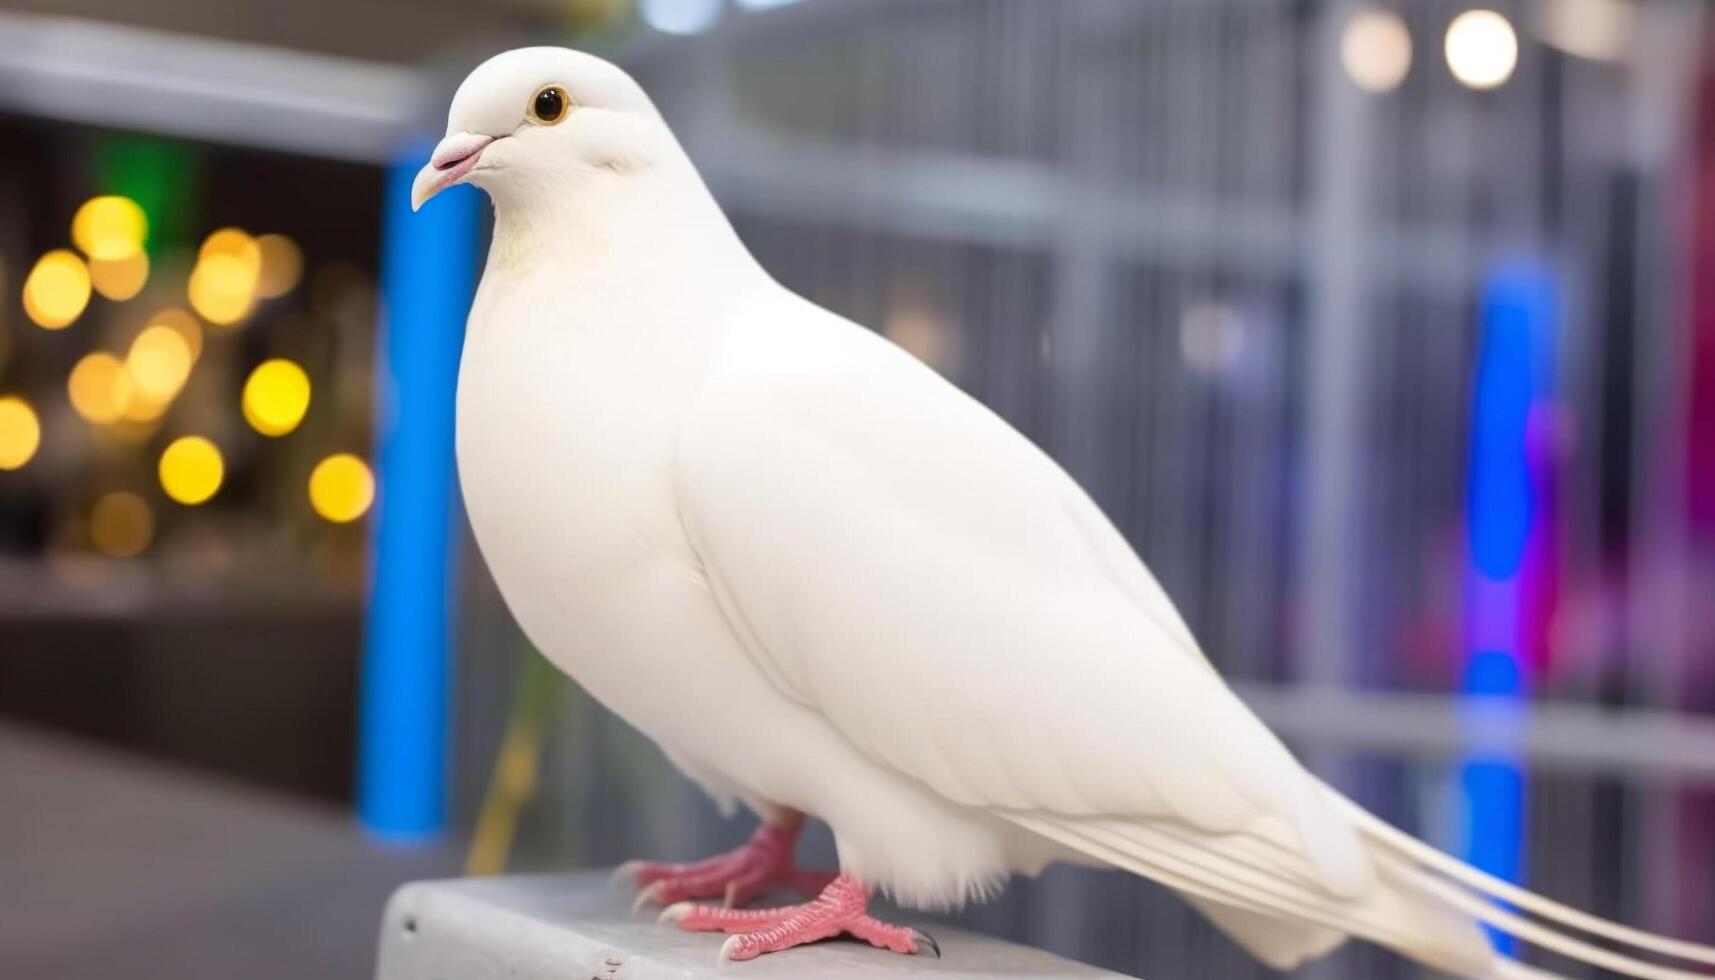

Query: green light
<box><xmin>93</xmin><ymin>136</ymin><xmax>199</xmax><ymax>257</ymax></box>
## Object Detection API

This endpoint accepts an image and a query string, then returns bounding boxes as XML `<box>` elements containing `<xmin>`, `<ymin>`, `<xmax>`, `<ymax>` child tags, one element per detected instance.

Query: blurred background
<box><xmin>1</xmin><ymin>0</ymin><xmax>1712</xmax><ymax>978</ymax></box>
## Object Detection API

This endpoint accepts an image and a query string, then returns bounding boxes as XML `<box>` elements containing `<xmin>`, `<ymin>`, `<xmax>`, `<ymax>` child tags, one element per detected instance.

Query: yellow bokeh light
<box><xmin>147</xmin><ymin>308</ymin><xmax>204</xmax><ymax>363</ymax></box>
<box><xmin>188</xmin><ymin>254</ymin><xmax>257</xmax><ymax>326</ymax></box>
<box><xmin>158</xmin><ymin>436</ymin><xmax>223</xmax><ymax>505</ymax></box>
<box><xmin>309</xmin><ymin>453</ymin><xmax>375</xmax><ymax>524</ymax></box>
<box><xmin>242</xmin><ymin>359</ymin><xmax>311</xmax><ymax>437</ymax></box>
<box><xmin>89</xmin><ymin>250</ymin><xmax>150</xmax><ymax>301</ymax></box>
<box><xmin>121</xmin><ymin>393</ymin><xmax>171</xmax><ymax>424</ymax></box>
<box><xmin>127</xmin><ymin>325</ymin><xmax>194</xmax><ymax>401</ymax></box>
<box><xmin>89</xmin><ymin>491</ymin><xmax>154</xmax><ymax>558</ymax></box>
<box><xmin>24</xmin><ymin>250</ymin><xmax>92</xmax><ymax>330</ymax></box>
<box><xmin>68</xmin><ymin>352</ymin><xmax>132</xmax><ymax>424</ymax></box>
<box><xmin>255</xmin><ymin>234</ymin><xmax>303</xmax><ymax>299</ymax></box>
<box><xmin>0</xmin><ymin>396</ymin><xmax>41</xmax><ymax>470</ymax></box>
<box><xmin>71</xmin><ymin>196</ymin><xmax>147</xmax><ymax>261</ymax></box>
<box><xmin>200</xmin><ymin>227</ymin><xmax>261</xmax><ymax>272</ymax></box>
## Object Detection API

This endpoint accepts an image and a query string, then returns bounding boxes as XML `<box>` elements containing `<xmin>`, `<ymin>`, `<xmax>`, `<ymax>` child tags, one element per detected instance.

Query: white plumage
<box><xmin>416</xmin><ymin>47</ymin><xmax>1714</xmax><ymax>979</ymax></box>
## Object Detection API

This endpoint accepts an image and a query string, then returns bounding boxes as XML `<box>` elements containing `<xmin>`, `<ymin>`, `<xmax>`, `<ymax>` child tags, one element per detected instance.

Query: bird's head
<box><xmin>411</xmin><ymin>47</ymin><xmax>674</xmax><ymax>212</ymax></box>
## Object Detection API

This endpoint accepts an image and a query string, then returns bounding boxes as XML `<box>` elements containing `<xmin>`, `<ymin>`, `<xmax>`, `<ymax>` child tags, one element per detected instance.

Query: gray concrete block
<box><xmin>377</xmin><ymin>873</ymin><xmax>1135</xmax><ymax>980</ymax></box>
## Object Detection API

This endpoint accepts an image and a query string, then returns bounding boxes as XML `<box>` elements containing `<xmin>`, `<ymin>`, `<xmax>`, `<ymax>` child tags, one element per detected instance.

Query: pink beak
<box><xmin>411</xmin><ymin>133</ymin><xmax>496</xmax><ymax>211</ymax></box>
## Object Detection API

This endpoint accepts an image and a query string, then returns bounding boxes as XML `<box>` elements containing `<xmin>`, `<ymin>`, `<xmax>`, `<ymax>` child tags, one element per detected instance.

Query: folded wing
<box><xmin>675</xmin><ymin>300</ymin><xmax>1715</xmax><ymax>980</ymax></box>
<box><xmin>674</xmin><ymin>303</ymin><xmax>1372</xmax><ymax>895</ymax></box>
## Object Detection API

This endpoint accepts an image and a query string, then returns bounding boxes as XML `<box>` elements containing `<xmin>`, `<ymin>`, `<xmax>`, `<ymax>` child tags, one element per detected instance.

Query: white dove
<box><xmin>413</xmin><ymin>47</ymin><xmax>1713</xmax><ymax>978</ymax></box>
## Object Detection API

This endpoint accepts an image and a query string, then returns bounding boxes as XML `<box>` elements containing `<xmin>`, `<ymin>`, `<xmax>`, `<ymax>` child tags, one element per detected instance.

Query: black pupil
<box><xmin>535</xmin><ymin>88</ymin><xmax>564</xmax><ymax>120</ymax></box>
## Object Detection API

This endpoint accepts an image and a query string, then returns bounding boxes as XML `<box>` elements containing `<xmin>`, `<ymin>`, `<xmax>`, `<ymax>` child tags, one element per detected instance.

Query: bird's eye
<box><xmin>530</xmin><ymin>85</ymin><xmax>570</xmax><ymax>125</ymax></box>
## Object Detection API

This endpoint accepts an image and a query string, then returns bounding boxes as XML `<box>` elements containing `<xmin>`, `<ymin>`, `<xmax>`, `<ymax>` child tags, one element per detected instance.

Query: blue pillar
<box><xmin>359</xmin><ymin>138</ymin><xmax>482</xmax><ymax>840</ymax></box>
<box><xmin>1459</xmin><ymin>260</ymin><xmax>1556</xmax><ymax>948</ymax></box>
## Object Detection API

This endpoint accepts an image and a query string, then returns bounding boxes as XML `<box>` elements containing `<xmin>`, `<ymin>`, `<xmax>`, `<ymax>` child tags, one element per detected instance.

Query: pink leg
<box><xmin>615</xmin><ymin>811</ymin><xmax>838</xmax><ymax>909</ymax></box>
<box><xmin>660</xmin><ymin>873</ymin><xmax>938</xmax><ymax>962</ymax></box>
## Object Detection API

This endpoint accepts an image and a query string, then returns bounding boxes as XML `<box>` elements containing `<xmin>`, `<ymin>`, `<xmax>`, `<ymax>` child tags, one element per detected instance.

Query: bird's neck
<box><xmin>483</xmin><ymin>158</ymin><xmax>765</xmax><ymax>298</ymax></box>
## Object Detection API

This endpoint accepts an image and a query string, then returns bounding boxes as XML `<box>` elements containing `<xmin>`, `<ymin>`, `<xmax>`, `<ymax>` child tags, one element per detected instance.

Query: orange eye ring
<box><xmin>530</xmin><ymin>85</ymin><xmax>571</xmax><ymax>124</ymax></box>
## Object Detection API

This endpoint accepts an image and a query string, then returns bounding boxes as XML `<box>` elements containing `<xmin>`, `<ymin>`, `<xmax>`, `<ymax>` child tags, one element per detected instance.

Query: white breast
<box><xmin>454</xmin><ymin>271</ymin><xmax>720</xmax><ymax>729</ymax></box>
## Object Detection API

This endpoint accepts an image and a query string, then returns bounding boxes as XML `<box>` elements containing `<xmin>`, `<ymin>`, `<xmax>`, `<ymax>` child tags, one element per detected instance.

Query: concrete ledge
<box><xmin>377</xmin><ymin>872</ymin><xmax>1131</xmax><ymax>979</ymax></box>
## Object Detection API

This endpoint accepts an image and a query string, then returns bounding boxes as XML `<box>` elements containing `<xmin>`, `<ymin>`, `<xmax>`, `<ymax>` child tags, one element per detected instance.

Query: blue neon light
<box><xmin>359</xmin><ymin>138</ymin><xmax>482</xmax><ymax>839</ymax></box>
<box><xmin>1468</xmin><ymin>284</ymin><xmax>1537</xmax><ymax>582</ymax></box>
<box><xmin>1459</xmin><ymin>261</ymin><xmax>1556</xmax><ymax>949</ymax></box>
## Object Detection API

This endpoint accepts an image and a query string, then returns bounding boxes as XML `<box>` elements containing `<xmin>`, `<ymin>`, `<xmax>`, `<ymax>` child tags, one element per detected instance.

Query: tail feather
<box><xmin>1398</xmin><ymin>855</ymin><xmax>1713</xmax><ymax>980</ymax></box>
<box><xmin>1492</xmin><ymin>959</ymin><xmax>1577</xmax><ymax>980</ymax></box>
<box><xmin>1009</xmin><ymin>803</ymin><xmax>1715</xmax><ymax>980</ymax></box>
<box><xmin>1331</xmin><ymin>788</ymin><xmax>1715</xmax><ymax>968</ymax></box>
<box><xmin>1290</xmin><ymin>777</ymin><xmax>1374</xmax><ymax>897</ymax></box>
<box><xmin>1242</xmin><ymin>800</ymin><xmax>1715</xmax><ymax>978</ymax></box>
<box><xmin>1183</xmin><ymin>893</ymin><xmax>1347</xmax><ymax>970</ymax></box>
<box><xmin>1009</xmin><ymin>812</ymin><xmax>1495</xmax><ymax>976</ymax></box>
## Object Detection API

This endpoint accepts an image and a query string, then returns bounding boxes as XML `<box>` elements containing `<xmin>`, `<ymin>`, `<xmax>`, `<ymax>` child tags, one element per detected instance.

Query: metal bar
<box><xmin>1235</xmin><ymin>683</ymin><xmax>1715</xmax><ymax>784</ymax></box>
<box><xmin>1296</xmin><ymin>0</ymin><xmax>1372</xmax><ymax>753</ymax></box>
<box><xmin>694</xmin><ymin>127</ymin><xmax>1473</xmax><ymax>289</ymax></box>
<box><xmin>0</xmin><ymin>12</ymin><xmax>419</xmax><ymax>163</ymax></box>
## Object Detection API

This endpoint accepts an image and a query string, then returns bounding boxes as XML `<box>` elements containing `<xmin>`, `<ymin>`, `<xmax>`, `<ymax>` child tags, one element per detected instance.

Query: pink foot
<box><xmin>660</xmin><ymin>873</ymin><xmax>939</xmax><ymax>962</ymax></box>
<box><xmin>616</xmin><ymin>813</ymin><xmax>837</xmax><ymax>910</ymax></box>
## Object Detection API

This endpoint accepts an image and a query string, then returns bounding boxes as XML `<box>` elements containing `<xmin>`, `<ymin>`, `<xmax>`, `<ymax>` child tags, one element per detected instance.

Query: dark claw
<box><xmin>911</xmin><ymin>928</ymin><xmax>941</xmax><ymax>959</ymax></box>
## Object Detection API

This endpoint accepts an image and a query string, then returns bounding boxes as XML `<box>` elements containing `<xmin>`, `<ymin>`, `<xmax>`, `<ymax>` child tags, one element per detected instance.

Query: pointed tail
<box><xmin>1328</xmin><ymin>786</ymin><xmax>1715</xmax><ymax>979</ymax></box>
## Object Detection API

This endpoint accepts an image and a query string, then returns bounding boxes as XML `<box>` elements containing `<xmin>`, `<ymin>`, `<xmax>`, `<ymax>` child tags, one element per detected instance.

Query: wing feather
<box><xmin>676</xmin><ymin>301</ymin><xmax>1715</xmax><ymax>980</ymax></box>
<box><xmin>675</xmin><ymin>304</ymin><xmax>1368</xmax><ymax>894</ymax></box>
